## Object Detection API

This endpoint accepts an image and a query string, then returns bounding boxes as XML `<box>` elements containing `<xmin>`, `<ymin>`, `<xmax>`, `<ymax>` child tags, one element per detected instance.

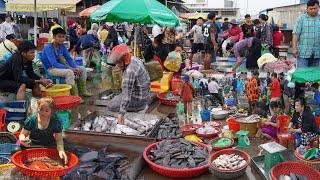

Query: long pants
<box><xmin>283</xmin><ymin>94</ymin><xmax>291</xmax><ymax>115</ymax></box>
<box><xmin>248</xmin><ymin>100</ymin><xmax>258</xmax><ymax>115</ymax></box>
<box><xmin>82</xmin><ymin>48</ymin><xmax>101</xmax><ymax>67</ymax></box>
<box><xmin>48</xmin><ymin>66</ymin><xmax>87</xmax><ymax>85</ymax></box>
<box><xmin>295</xmin><ymin>132</ymin><xmax>318</xmax><ymax>147</ymax></box>
<box><xmin>210</xmin><ymin>93</ymin><xmax>224</xmax><ymax>106</ymax></box>
<box><xmin>222</xmin><ymin>38</ymin><xmax>231</xmax><ymax>57</ymax></box>
<box><xmin>107</xmin><ymin>94</ymin><xmax>148</xmax><ymax>113</ymax></box>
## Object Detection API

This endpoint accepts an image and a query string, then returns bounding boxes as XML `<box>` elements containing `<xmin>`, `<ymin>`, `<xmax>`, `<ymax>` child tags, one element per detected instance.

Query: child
<box><xmin>261</xmin><ymin>101</ymin><xmax>280</xmax><ymax>140</ymax></box>
<box><xmin>272</xmin><ymin>25</ymin><xmax>284</xmax><ymax>47</ymax></box>
<box><xmin>181</xmin><ymin>75</ymin><xmax>195</xmax><ymax>117</ymax></box>
<box><xmin>269</xmin><ymin>73</ymin><xmax>282</xmax><ymax>116</ymax></box>
<box><xmin>19</xmin><ymin>97</ymin><xmax>68</xmax><ymax>164</ymax></box>
<box><xmin>191</xmin><ymin>77</ymin><xmax>200</xmax><ymax>97</ymax></box>
<box><xmin>246</xmin><ymin>71</ymin><xmax>260</xmax><ymax>115</ymax></box>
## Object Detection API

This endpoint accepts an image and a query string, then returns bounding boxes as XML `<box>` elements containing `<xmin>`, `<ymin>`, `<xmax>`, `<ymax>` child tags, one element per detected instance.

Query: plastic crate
<box><xmin>0</xmin><ymin>143</ymin><xmax>19</xmax><ymax>155</ymax></box>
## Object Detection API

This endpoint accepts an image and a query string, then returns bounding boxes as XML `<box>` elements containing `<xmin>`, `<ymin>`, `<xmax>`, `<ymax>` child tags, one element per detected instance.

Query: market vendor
<box><xmin>288</xmin><ymin>97</ymin><xmax>318</xmax><ymax>152</ymax></box>
<box><xmin>0</xmin><ymin>41</ymin><xmax>52</xmax><ymax>100</ymax></box>
<box><xmin>19</xmin><ymin>97</ymin><xmax>68</xmax><ymax>164</ymax></box>
<box><xmin>107</xmin><ymin>44</ymin><xmax>150</xmax><ymax>124</ymax></box>
<box><xmin>41</xmin><ymin>27</ymin><xmax>91</xmax><ymax>97</ymax></box>
<box><xmin>144</xmin><ymin>28</ymin><xmax>169</xmax><ymax>67</ymax></box>
<box><xmin>227</xmin><ymin>37</ymin><xmax>262</xmax><ymax>71</ymax></box>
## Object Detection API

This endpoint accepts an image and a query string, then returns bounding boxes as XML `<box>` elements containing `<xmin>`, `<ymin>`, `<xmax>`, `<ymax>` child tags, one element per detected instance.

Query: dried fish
<box><xmin>157</xmin><ymin>117</ymin><xmax>183</xmax><ymax>139</ymax></box>
<box><xmin>149</xmin><ymin>139</ymin><xmax>209</xmax><ymax>168</ymax></box>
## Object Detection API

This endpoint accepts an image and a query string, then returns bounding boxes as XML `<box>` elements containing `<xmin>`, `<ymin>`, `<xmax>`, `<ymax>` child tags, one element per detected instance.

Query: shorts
<box><xmin>204</xmin><ymin>43</ymin><xmax>214</xmax><ymax>54</ymax></box>
<box><xmin>191</xmin><ymin>43</ymin><xmax>204</xmax><ymax>54</ymax></box>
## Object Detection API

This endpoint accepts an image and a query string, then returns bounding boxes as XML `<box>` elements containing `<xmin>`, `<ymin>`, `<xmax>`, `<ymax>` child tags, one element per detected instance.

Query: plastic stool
<box><xmin>277</xmin><ymin>133</ymin><xmax>295</xmax><ymax>148</ymax></box>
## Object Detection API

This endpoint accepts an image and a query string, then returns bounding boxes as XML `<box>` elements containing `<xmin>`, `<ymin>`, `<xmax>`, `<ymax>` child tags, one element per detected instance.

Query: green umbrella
<box><xmin>292</xmin><ymin>67</ymin><xmax>320</xmax><ymax>83</ymax></box>
<box><xmin>90</xmin><ymin>0</ymin><xmax>179</xmax><ymax>27</ymax></box>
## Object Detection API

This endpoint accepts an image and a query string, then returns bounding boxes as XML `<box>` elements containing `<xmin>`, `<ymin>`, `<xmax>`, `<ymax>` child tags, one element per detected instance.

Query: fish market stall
<box><xmin>68</xmin><ymin>111</ymin><xmax>163</xmax><ymax>138</ymax></box>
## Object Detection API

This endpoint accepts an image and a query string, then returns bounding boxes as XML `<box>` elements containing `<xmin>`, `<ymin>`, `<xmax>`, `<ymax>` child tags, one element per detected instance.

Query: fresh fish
<box><xmin>212</xmin><ymin>153</ymin><xmax>247</xmax><ymax>170</ymax></box>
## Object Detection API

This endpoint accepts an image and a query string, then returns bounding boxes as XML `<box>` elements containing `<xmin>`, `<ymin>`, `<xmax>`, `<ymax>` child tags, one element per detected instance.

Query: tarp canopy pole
<box><xmin>34</xmin><ymin>0</ymin><xmax>37</xmax><ymax>46</ymax></box>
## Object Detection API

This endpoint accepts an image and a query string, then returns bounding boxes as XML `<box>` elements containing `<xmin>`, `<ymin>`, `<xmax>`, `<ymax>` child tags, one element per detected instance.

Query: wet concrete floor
<box><xmin>68</xmin><ymin>71</ymin><xmax>284</xmax><ymax>180</ymax></box>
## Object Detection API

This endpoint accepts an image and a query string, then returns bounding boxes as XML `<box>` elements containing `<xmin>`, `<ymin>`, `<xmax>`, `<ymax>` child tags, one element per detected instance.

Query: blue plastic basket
<box><xmin>0</xmin><ymin>156</ymin><xmax>10</xmax><ymax>164</ymax></box>
<box><xmin>0</xmin><ymin>143</ymin><xmax>19</xmax><ymax>155</ymax></box>
<box><xmin>200</xmin><ymin>109</ymin><xmax>211</xmax><ymax>121</ymax></box>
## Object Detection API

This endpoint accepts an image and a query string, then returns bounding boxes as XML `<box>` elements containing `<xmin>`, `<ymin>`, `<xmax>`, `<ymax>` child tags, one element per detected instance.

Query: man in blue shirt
<box><xmin>311</xmin><ymin>83</ymin><xmax>320</xmax><ymax>116</ymax></box>
<box><xmin>41</xmin><ymin>27</ymin><xmax>91</xmax><ymax>96</ymax></box>
<box><xmin>292</xmin><ymin>0</ymin><xmax>320</xmax><ymax>68</ymax></box>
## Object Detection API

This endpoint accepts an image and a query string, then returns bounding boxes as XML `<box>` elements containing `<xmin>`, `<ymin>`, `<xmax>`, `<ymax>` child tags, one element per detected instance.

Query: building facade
<box><xmin>183</xmin><ymin>0</ymin><xmax>240</xmax><ymax>19</ymax></box>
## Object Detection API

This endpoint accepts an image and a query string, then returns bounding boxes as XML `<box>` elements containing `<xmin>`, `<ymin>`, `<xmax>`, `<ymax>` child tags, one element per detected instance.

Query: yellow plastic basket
<box><xmin>41</xmin><ymin>84</ymin><xmax>72</xmax><ymax>97</ymax></box>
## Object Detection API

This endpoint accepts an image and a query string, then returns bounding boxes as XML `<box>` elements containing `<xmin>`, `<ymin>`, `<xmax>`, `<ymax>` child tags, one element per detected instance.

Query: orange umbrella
<box><xmin>79</xmin><ymin>5</ymin><xmax>100</xmax><ymax>17</ymax></box>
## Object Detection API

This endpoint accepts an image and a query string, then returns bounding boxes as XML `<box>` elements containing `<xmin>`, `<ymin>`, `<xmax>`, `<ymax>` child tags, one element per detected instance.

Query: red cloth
<box><xmin>273</xmin><ymin>31</ymin><xmax>283</xmax><ymax>47</ymax></box>
<box><xmin>269</xmin><ymin>78</ymin><xmax>282</xmax><ymax>98</ymax></box>
<box><xmin>181</xmin><ymin>82</ymin><xmax>195</xmax><ymax>102</ymax></box>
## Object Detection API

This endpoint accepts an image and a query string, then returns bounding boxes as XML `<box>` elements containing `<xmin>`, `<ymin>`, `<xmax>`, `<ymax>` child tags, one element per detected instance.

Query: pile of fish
<box><xmin>148</xmin><ymin>139</ymin><xmax>209</xmax><ymax>168</ymax></box>
<box><xmin>75</xmin><ymin>115</ymin><xmax>158</xmax><ymax>136</ymax></box>
<box><xmin>278</xmin><ymin>173</ymin><xmax>307</xmax><ymax>180</ymax></box>
<box><xmin>211</xmin><ymin>154</ymin><xmax>247</xmax><ymax>170</ymax></box>
<box><xmin>157</xmin><ymin>116</ymin><xmax>183</xmax><ymax>139</ymax></box>
<box><xmin>197</xmin><ymin>125</ymin><xmax>219</xmax><ymax>135</ymax></box>
<box><xmin>237</xmin><ymin>114</ymin><xmax>260</xmax><ymax>123</ymax></box>
<box><xmin>62</xmin><ymin>147</ymin><xmax>130</xmax><ymax>180</ymax></box>
<box><xmin>24</xmin><ymin>157</ymin><xmax>66</xmax><ymax>170</ymax></box>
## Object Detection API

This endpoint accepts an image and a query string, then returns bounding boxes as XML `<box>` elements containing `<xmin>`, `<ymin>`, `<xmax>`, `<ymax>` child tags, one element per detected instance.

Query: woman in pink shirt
<box><xmin>269</xmin><ymin>73</ymin><xmax>282</xmax><ymax>115</ymax></box>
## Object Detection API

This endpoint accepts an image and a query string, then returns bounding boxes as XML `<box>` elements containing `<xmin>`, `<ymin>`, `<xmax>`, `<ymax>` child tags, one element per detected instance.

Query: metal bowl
<box><xmin>212</xmin><ymin>110</ymin><xmax>229</xmax><ymax>120</ymax></box>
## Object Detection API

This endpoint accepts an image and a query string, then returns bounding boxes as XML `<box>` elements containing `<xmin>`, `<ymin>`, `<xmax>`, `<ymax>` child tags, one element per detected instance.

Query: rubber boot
<box><xmin>77</xmin><ymin>79</ymin><xmax>92</xmax><ymax>97</ymax></box>
<box><xmin>71</xmin><ymin>84</ymin><xmax>83</xmax><ymax>103</ymax></box>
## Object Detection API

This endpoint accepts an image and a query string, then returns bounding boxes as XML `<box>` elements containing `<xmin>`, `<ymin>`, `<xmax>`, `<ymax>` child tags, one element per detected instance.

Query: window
<box><xmin>196</xmin><ymin>0</ymin><xmax>206</xmax><ymax>3</ymax></box>
<box><xmin>224</xmin><ymin>0</ymin><xmax>234</xmax><ymax>8</ymax></box>
<box><xmin>221</xmin><ymin>11</ymin><xmax>237</xmax><ymax>16</ymax></box>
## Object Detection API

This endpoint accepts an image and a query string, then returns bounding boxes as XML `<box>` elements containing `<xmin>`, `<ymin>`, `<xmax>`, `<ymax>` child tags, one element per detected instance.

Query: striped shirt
<box><xmin>293</xmin><ymin>13</ymin><xmax>320</xmax><ymax>58</ymax></box>
<box><xmin>120</xmin><ymin>57</ymin><xmax>150</xmax><ymax>115</ymax></box>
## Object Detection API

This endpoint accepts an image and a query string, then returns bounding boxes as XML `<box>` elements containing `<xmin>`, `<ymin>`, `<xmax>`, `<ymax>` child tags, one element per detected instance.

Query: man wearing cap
<box><xmin>104</xmin><ymin>22</ymin><xmax>118</xmax><ymax>50</ymax></box>
<box><xmin>220</xmin><ymin>19</ymin><xmax>243</xmax><ymax>57</ymax></box>
<box><xmin>108</xmin><ymin>44</ymin><xmax>150</xmax><ymax>124</ymax></box>
<box><xmin>241</xmin><ymin>14</ymin><xmax>254</xmax><ymax>38</ymax></box>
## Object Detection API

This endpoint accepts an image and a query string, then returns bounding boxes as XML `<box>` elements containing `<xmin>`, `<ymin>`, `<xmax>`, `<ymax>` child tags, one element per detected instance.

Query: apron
<box><xmin>29</xmin><ymin>127</ymin><xmax>56</xmax><ymax>147</ymax></box>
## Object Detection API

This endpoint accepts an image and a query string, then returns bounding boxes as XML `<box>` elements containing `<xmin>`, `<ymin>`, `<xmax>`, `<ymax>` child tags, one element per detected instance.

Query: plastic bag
<box><xmin>164</xmin><ymin>51</ymin><xmax>182</xmax><ymax>72</ymax></box>
<box><xmin>145</xmin><ymin>61</ymin><xmax>163</xmax><ymax>81</ymax></box>
<box><xmin>257</xmin><ymin>53</ymin><xmax>277</xmax><ymax>68</ymax></box>
<box><xmin>213</xmin><ymin>138</ymin><xmax>232</xmax><ymax>147</ymax></box>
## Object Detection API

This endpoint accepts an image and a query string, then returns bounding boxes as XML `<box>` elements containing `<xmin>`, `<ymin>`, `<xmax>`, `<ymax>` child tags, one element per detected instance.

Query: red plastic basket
<box><xmin>11</xmin><ymin>148</ymin><xmax>78</xmax><ymax>178</ymax></box>
<box><xmin>53</xmin><ymin>96</ymin><xmax>81</xmax><ymax>110</ymax></box>
<box><xmin>269</xmin><ymin>161</ymin><xmax>320</xmax><ymax>180</ymax></box>
<box><xmin>157</xmin><ymin>92</ymin><xmax>179</xmax><ymax>106</ymax></box>
<box><xmin>209</xmin><ymin>137</ymin><xmax>235</xmax><ymax>151</ymax></box>
<box><xmin>209</xmin><ymin>149</ymin><xmax>250</xmax><ymax>179</ymax></box>
<box><xmin>179</xmin><ymin>124</ymin><xmax>201</xmax><ymax>136</ymax></box>
<box><xmin>143</xmin><ymin>141</ymin><xmax>210</xmax><ymax>179</ymax></box>
<box><xmin>201</xmin><ymin>121</ymin><xmax>222</xmax><ymax>127</ymax></box>
<box><xmin>294</xmin><ymin>149</ymin><xmax>320</xmax><ymax>170</ymax></box>
<box><xmin>196</xmin><ymin>127</ymin><xmax>221</xmax><ymax>139</ymax></box>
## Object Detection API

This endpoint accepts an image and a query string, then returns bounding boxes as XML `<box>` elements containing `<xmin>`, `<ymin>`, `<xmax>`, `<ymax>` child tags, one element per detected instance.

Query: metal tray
<box><xmin>64</xmin><ymin>131</ymin><xmax>156</xmax><ymax>180</ymax></box>
<box><xmin>251</xmin><ymin>149</ymin><xmax>297</xmax><ymax>180</ymax></box>
<box><xmin>67</xmin><ymin>110</ymin><xmax>163</xmax><ymax>138</ymax></box>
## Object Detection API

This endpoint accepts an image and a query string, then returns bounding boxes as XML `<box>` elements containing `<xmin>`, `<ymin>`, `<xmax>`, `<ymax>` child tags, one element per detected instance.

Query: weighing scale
<box><xmin>259</xmin><ymin>141</ymin><xmax>287</xmax><ymax>171</ymax></box>
<box><xmin>236</xmin><ymin>130</ymin><xmax>250</xmax><ymax>148</ymax></box>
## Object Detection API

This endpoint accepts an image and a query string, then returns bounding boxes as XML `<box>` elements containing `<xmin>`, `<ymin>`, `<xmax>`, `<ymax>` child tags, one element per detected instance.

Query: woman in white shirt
<box><xmin>0</xmin><ymin>34</ymin><xmax>17</xmax><ymax>61</ymax></box>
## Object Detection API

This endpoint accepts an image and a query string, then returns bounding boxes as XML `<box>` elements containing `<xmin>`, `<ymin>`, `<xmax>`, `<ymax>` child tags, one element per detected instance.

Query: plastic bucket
<box><xmin>225</xmin><ymin>98</ymin><xmax>236</xmax><ymax>106</ymax></box>
<box><xmin>226</xmin><ymin>117</ymin><xmax>240</xmax><ymax>133</ymax></box>
<box><xmin>75</xmin><ymin>56</ymin><xmax>84</xmax><ymax>66</ymax></box>
<box><xmin>200</xmin><ymin>109</ymin><xmax>211</xmax><ymax>121</ymax></box>
<box><xmin>56</xmin><ymin>110</ymin><xmax>71</xmax><ymax>130</ymax></box>
<box><xmin>277</xmin><ymin>115</ymin><xmax>291</xmax><ymax>133</ymax></box>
